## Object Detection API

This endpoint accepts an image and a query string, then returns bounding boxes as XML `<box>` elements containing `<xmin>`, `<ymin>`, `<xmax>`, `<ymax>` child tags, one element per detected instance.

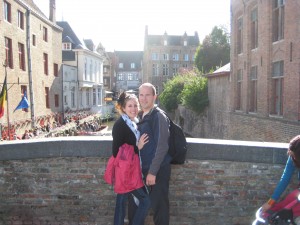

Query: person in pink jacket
<box><xmin>112</xmin><ymin>92</ymin><xmax>150</xmax><ymax>225</ymax></box>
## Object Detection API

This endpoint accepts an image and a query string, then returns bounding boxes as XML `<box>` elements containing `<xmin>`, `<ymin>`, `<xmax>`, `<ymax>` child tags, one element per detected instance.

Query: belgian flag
<box><xmin>0</xmin><ymin>75</ymin><xmax>7</xmax><ymax>119</ymax></box>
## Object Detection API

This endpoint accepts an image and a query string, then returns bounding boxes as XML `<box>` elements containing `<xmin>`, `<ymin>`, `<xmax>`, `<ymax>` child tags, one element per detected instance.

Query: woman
<box><xmin>112</xmin><ymin>92</ymin><xmax>150</xmax><ymax>225</ymax></box>
<box><xmin>261</xmin><ymin>135</ymin><xmax>300</xmax><ymax>214</ymax></box>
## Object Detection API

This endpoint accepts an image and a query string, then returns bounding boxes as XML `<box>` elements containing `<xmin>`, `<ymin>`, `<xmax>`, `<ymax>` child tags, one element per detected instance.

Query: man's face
<box><xmin>138</xmin><ymin>86</ymin><xmax>156</xmax><ymax>112</ymax></box>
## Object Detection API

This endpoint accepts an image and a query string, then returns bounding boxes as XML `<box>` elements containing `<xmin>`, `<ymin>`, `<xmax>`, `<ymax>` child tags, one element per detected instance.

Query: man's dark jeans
<box><xmin>128</xmin><ymin>163</ymin><xmax>171</xmax><ymax>225</ymax></box>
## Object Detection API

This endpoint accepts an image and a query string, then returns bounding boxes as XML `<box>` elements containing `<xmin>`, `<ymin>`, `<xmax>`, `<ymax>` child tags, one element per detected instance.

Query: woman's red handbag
<box><xmin>104</xmin><ymin>143</ymin><xmax>144</xmax><ymax>193</ymax></box>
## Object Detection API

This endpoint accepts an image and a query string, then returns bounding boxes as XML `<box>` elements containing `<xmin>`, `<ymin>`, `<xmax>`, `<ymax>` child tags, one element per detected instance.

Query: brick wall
<box><xmin>0</xmin><ymin>137</ymin><xmax>296</xmax><ymax>225</ymax></box>
<box><xmin>177</xmin><ymin>104</ymin><xmax>300</xmax><ymax>143</ymax></box>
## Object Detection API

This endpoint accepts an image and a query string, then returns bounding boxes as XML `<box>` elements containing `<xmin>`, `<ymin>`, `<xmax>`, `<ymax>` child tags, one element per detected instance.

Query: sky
<box><xmin>35</xmin><ymin>0</ymin><xmax>230</xmax><ymax>52</ymax></box>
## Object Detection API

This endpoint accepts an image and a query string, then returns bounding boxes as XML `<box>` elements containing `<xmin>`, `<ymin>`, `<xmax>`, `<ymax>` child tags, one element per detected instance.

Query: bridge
<box><xmin>0</xmin><ymin>137</ymin><xmax>294</xmax><ymax>225</ymax></box>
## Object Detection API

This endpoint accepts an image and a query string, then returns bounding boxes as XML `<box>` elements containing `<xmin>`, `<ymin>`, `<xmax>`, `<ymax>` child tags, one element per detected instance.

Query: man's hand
<box><xmin>146</xmin><ymin>174</ymin><xmax>156</xmax><ymax>186</ymax></box>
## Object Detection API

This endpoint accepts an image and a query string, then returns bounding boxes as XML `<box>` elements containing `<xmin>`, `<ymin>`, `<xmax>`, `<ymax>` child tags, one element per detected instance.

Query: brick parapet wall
<box><xmin>176</xmin><ymin>105</ymin><xmax>300</xmax><ymax>143</ymax></box>
<box><xmin>0</xmin><ymin>137</ymin><xmax>297</xmax><ymax>225</ymax></box>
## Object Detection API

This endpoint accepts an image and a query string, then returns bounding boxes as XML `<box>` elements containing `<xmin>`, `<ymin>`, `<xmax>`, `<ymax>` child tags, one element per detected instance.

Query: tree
<box><xmin>181</xmin><ymin>75</ymin><xmax>208</xmax><ymax>113</ymax></box>
<box><xmin>195</xmin><ymin>26</ymin><xmax>230</xmax><ymax>73</ymax></box>
<box><xmin>159</xmin><ymin>75</ymin><xmax>186</xmax><ymax>112</ymax></box>
<box><xmin>159</xmin><ymin>69</ymin><xmax>208</xmax><ymax>113</ymax></box>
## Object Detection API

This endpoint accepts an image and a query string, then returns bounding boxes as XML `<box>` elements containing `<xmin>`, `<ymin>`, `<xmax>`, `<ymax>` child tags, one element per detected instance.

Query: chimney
<box><xmin>49</xmin><ymin>0</ymin><xmax>56</xmax><ymax>22</ymax></box>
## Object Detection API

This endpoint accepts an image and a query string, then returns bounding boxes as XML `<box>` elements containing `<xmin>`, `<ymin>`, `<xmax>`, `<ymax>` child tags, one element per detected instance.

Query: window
<box><xmin>162</xmin><ymin>64</ymin><xmax>169</xmax><ymax>76</ymax></box>
<box><xmin>62</xmin><ymin>43</ymin><xmax>71</xmax><ymax>50</ymax></box>
<box><xmin>4</xmin><ymin>1</ymin><xmax>11</xmax><ymax>23</ymax></box>
<box><xmin>54</xmin><ymin>63</ymin><xmax>58</xmax><ymax>77</ymax></box>
<box><xmin>97</xmin><ymin>88</ymin><xmax>101</xmax><ymax>105</ymax></box>
<box><xmin>164</xmin><ymin>40</ymin><xmax>167</xmax><ymax>46</ymax></box>
<box><xmin>117</xmin><ymin>73</ymin><xmax>124</xmax><ymax>81</ymax></box>
<box><xmin>151</xmin><ymin>53</ymin><xmax>159</xmax><ymax>60</ymax></box>
<box><xmin>152</xmin><ymin>64</ymin><xmax>159</xmax><ymax>76</ymax></box>
<box><xmin>119</xmin><ymin>63</ymin><xmax>123</xmax><ymax>69</ymax></box>
<box><xmin>5</xmin><ymin>37</ymin><xmax>13</xmax><ymax>68</ymax></box>
<box><xmin>184</xmin><ymin>40</ymin><xmax>187</xmax><ymax>46</ymax></box>
<box><xmin>93</xmin><ymin>88</ymin><xmax>96</xmax><ymax>106</ymax></box>
<box><xmin>43</xmin><ymin>27</ymin><xmax>48</xmax><ymax>42</ymax></box>
<box><xmin>18</xmin><ymin>10</ymin><xmax>24</xmax><ymax>30</ymax></box>
<box><xmin>273</xmin><ymin>0</ymin><xmax>285</xmax><ymax>42</ymax></box>
<box><xmin>130</xmin><ymin>63</ymin><xmax>135</xmax><ymax>69</ymax></box>
<box><xmin>162</xmin><ymin>54</ymin><xmax>169</xmax><ymax>61</ymax></box>
<box><xmin>43</xmin><ymin>53</ymin><xmax>48</xmax><ymax>75</ymax></box>
<box><xmin>237</xmin><ymin>17</ymin><xmax>243</xmax><ymax>54</ymax></box>
<box><xmin>249</xmin><ymin>66</ymin><xmax>258</xmax><ymax>112</ymax></box>
<box><xmin>271</xmin><ymin>60</ymin><xmax>284</xmax><ymax>115</ymax></box>
<box><xmin>84</xmin><ymin>59</ymin><xmax>87</xmax><ymax>80</ymax></box>
<box><xmin>90</xmin><ymin>60</ymin><xmax>93</xmax><ymax>81</ymax></box>
<box><xmin>71</xmin><ymin>87</ymin><xmax>75</xmax><ymax>107</ymax></box>
<box><xmin>104</xmin><ymin>66</ymin><xmax>108</xmax><ymax>73</ymax></box>
<box><xmin>155</xmin><ymin>85</ymin><xmax>159</xmax><ymax>95</ymax></box>
<box><xmin>184</xmin><ymin>54</ymin><xmax>189</xmax><ymax>61</ymax></box>
<box><xmin>79</xmin><ymin>91</ymin><xmax>83</xmax><ymax>106</ymax></box>
<box><xmin>32</xmin><ymin>34</ymin><xmax>36</xmax><ymax>46</ymax></box>
<box><xmin>18</xmin><ymin>43</ymin><xmax>25</xmax><ymax>71</ymax></box>
<box><xmin>45</xmin><ymin>87</ymin><xmax>50</xmax><ymax>108</ymax></box>
<box><xmin>236</xmin><ymin>69</ymin><xmax>243</xmax><ymax>110</ymax></box>
<box><xmin>251</xmin><ymin>8</ymin><xmax>258</xmax><ymax>49</ymax></box>
<box><xmin>64</xmin><ymin>86</ymin><xmax>68</xmax><ymax>105</ymax></box>
<box><xmin>86</xmin><ymin>90</ymin><xmax>90</xmax><ymax>106</ymax></box>
<box><xmin>104</xmin><ymin>78</ymin><xmax>108</xmax><ymax>86</ymax></box>
<box><xmin>54</xmin><ymin>94</ymin><xmax>59</xmax><ymax>107</ymax></box>
<box><xmin>173</xmin><ymin>64</ymin><xmax>179</xmax><ymax>75</ymax></box>
<box><xmin>172</xmin><ymin>54</ymin><xmax>179</xmax><ymax>61</ymax></box>
<box><xmin>128</xmin><ymin>73</ymin><xmax>133</xmax><ymax>80</ymax></box>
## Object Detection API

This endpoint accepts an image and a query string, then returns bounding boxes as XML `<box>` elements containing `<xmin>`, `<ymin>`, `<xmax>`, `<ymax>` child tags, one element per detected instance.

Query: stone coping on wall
<box><xmin>0</xmin><ymin>137</ymin><xmax>289</xmax><ymax>164</ymax></box>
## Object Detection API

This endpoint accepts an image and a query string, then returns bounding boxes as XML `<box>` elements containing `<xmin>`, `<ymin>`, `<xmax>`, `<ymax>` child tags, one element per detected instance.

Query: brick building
<box><xmin>113</xmin><ymin>51</ymin><xmax>143</xmax><ymax>96</ymax></box>
<box><xmin>185</xmin><ymin>0</ymin><xmax>300</xmax><ymax>142</ymax></box>
<box><xmin>0</xmin><ymin>0</ymin><xmax>62</xmax><ymax>138</ymax></box>
<box><xmin>143</xmin><ymin>26</ymin><xmax>199</xmax><ymax>94</ymax></box>
<box><xmin>231</xmin><ymin>0</ymin><xmax>300</xmax><ymax>122</ymax></box>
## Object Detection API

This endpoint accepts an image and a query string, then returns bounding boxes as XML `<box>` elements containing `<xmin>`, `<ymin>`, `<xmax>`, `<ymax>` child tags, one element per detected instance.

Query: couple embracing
<box><xmin>110</xmin><ymin>83</ymin><xmax>172</xmax><ymax>225</ymax></box>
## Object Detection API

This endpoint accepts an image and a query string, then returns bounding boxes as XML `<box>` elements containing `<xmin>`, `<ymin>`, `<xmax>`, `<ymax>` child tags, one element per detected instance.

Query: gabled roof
<box><xmin>83</xmin><ymin>39</ymin><xmax>95</xmax><ymax>51</ymax></box>
<box><xmin>25</xmin><ymin>0</ymin><xmax>47</xmax><ymax>18</ymax></box>
<box><xmin>17</xmin><ymin>0</ymin><xmax>62</xmax><ymax>30</ymax></box>
<box><xmin>115</xmin><ymin>51</ymin><xmax>143</xmax><ymax>70</ymax></box>
<box><xmin>62</xmin><ymin>36</ymin><xmax>74</xmax><ymax>43</ymax></box>
<box><xmin>213</xmin><ymin>63</ymin><xmax>230</xmax><ymax>73</ymax></box>
<box><xmin>146</xmin><ymin>32</ymin><xmax>199</xmax><ymax>46</ymax></box>
<box><xmin>56</xmin><ymin>21</ymin><xmax>84</xmax><ymax>49</ymax></box>
<box><xmin>205</xmin><ymin>63</ymin><xmax>230</xmax><ymax>78</ymax></box>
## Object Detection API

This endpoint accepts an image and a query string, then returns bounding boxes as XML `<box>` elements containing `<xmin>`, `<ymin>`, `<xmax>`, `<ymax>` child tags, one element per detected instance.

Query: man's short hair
<box><xmin>139</xmin><ymin>83</ymin><xmax>156</xmax><ymax>96</ymax></box>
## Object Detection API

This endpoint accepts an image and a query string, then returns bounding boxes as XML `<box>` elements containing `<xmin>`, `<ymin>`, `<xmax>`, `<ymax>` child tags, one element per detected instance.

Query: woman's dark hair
<box><xmin>289</xmin><ymin>135</ymin><xmax>300</xmax><ymax>168</ymax></box>
<box><xmin>115</xmin><ymin>92</ymin><xmax>138</xmax><ymax>114</ymax></box>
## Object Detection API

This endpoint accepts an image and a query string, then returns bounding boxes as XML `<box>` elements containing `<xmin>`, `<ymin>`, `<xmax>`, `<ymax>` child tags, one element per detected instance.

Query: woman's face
<box><xmin>123</xmin><ymin>98</ymin><xmax>139</xmax><ymax>120</ymax></box>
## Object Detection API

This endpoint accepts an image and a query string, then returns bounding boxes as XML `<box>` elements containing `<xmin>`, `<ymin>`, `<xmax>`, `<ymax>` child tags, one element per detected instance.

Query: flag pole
<box><xmin>3</xmin><ymin>64</ymin><xmax>10</xmax><ymax>140</ymax></box>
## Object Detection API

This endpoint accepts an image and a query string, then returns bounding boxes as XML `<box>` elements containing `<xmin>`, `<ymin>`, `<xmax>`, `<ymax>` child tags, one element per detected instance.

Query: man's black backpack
<box><xmin>154</xmin><ymin>108</ymin><xmax>188</xmax><ymax>164</ymax></box>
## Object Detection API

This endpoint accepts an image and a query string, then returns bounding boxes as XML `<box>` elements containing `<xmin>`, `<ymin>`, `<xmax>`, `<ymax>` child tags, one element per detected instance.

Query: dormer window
<box><xmin>184</xmin><ymin>40</ymin><xmax>187</xmax><ymax>46</ymax></box>
<box><xmin>131</xmin><ymin>63</ymin><xmax>135</xmax><ymax>69</ymax></box>
<box><xmin>164</xmin><ymin>40</ymin><xmax>168</xmax><ymax>46</ymax></box>
<box><xmin>119</xmin><ymin>63</ymin><xmax>124</xmax><ymax>69</ymax></box>
<box><xmin>62</xmin><ymin>42</ymin><xmax>72</xmax><ymax>50</ymax></box>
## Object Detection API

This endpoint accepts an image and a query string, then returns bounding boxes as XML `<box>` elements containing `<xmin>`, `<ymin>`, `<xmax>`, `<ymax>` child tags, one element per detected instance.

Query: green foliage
<box><xmin>181</xmin><ymin>76</ymin><xmax>208</xmax><ymax>113</ymax></box>
<box><xmin>159</xmin><ymin>70</ymin><xmax>208</xmax><ymax>113</ymax></box>
<box><xmin>195</xmin><ymin>25</ymin><xmax>230</xmax><ymax>73</ymax></box>
<box><xmin>159</xmin><ymin>76</ymin><xmax>185</xmax><ymax>111</ymax></box>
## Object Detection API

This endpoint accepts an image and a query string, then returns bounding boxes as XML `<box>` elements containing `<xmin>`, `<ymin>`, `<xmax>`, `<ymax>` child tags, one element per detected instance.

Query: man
<box><xmin>128</xmin><ymin>82</ymin><xmax>172</xmax><ymax>225</ymax></box>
